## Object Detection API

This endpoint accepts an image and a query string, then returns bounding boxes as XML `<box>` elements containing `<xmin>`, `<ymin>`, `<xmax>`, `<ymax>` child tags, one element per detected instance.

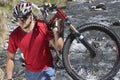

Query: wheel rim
<box><xmin>64</xmin><ymin>28</ymin><xmax>119</xmax><ymax>80</ymax></box>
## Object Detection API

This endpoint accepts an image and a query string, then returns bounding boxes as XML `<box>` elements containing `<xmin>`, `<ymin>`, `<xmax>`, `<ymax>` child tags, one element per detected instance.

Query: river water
<box><xmin>1</xmin><ymin>0</ymin><xmax>120</xmax><ymax>80</ymax></box>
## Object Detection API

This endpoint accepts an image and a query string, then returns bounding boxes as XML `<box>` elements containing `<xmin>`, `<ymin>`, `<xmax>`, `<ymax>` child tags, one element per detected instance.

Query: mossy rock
<box><xmin>0</xmin><ymin>68</ymin><xmax>4</xmax><ymax>80</ymax></box>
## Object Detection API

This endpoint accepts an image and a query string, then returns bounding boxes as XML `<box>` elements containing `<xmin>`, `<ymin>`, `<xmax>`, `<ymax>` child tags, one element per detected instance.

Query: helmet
<box><xmin>13</xmin><ymin>2</ymin><xmax>32</xmax><ymax>18</ymax></box>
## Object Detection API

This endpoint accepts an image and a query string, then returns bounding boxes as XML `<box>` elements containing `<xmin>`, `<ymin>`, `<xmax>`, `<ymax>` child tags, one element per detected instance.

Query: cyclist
<box><xmin>6</xmin><ymin>1</ymin><xmax>64</xmax><ymax>80</ymax></box>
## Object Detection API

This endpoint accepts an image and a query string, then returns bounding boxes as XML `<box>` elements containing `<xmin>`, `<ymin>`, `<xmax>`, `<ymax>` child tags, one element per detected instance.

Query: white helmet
<box><xmin>13</xmin><ymin>1</ymin><xmax>32</xmax><ymax>18</ymax></box>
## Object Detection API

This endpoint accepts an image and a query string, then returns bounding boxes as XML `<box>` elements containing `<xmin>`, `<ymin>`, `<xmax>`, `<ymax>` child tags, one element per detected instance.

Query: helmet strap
<box><xmin>30</xmin><ymin>13</ymin><xmax>34</xmax><ymax>22</ymax></box>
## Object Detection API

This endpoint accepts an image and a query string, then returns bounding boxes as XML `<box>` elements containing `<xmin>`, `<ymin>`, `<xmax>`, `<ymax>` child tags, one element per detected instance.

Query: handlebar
<box><xmin>32</xmin><ymin>3</ymin><xmax>57</xmax><ymax>12</ymax></box>
<box><xmin>32</xmin><ymin>2</ymin><xmax>57</xmax><ymax>20</ymax></box>
<box><xmin>48</xmin><ymin>4</ymin><xmax>57</xmax><ymax>11</ymax></box>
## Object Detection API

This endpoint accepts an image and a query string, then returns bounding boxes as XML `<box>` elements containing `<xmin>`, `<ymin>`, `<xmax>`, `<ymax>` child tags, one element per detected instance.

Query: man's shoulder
<box><xmin>35</xmin><ymin>20</ymin><xmax>48</xmax><ymax>29</ymax></box>
<box><xmin>35</xmin><ymin>20</ymin><xmax>49</xmax><ymax>33</ymax></box>
<box><xmin>36</xmin><ymin>20</ymin><xmax>47</xmax><ymax>25</ymax></box>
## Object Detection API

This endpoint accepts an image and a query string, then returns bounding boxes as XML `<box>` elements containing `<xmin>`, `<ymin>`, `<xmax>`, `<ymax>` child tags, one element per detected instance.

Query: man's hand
<box><xmin>6</xmin><ymin>52</ymin><xmax>15</xmax><ymax>80</ymax></box>
<box><xmin>52</xmin><ymin>27</ymin><xmax>59</xmax><ymax>34</ymax></box>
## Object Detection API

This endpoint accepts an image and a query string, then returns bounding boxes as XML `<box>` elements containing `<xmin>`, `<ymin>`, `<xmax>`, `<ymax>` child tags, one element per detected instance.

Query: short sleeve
<box><xmin>7</xmin><ymin>34</ymin><xmax>18</xmax><ymax>53</ymax></box>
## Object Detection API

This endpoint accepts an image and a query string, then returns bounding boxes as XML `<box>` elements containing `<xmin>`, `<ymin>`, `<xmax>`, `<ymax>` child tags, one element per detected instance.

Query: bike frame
<box><xmin>48</xmin><ymin>9</ymin><xmax>68</xmax><ymax>25</ymax></box>
<box><xmin>48</xmin><ymin>8</ymin><xmax>79</xmax><ymax>33</ymax></box>
<box><xmin>48</xmin><ymin>8</ymin><xmax>96</xmax><ymax>57</ymax></box>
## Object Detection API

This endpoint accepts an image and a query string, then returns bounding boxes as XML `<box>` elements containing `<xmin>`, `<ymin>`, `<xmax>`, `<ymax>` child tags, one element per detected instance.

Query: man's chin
<box><xmin>24</xmin><ymin>25</ymin><xmax>29</xmax><ymax>29</ymax></box>
<box><xmin>23</xmin><ymin>24</ymin><xmax>29</xmax><ymax>29</ymax></box>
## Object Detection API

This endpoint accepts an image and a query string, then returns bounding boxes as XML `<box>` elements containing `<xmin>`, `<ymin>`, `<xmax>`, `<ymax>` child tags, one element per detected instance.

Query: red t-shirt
<box><xmin>7</xmin><ymin>21</ymin><xmax>54</xmax><ymax>72</ymax></box>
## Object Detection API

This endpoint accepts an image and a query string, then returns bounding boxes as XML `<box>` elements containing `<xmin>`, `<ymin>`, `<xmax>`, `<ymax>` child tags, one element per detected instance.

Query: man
<box><xmin>6</xmin><ymin>1</ymin><xmax>64</xmax><ymax>80</ymax></box>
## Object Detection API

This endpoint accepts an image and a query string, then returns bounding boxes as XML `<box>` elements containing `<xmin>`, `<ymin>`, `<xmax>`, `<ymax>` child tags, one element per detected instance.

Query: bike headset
<box><xmin>13</xmin><ymin>1</ymin><xmax>34</xmax><ymax>23</ymax></box>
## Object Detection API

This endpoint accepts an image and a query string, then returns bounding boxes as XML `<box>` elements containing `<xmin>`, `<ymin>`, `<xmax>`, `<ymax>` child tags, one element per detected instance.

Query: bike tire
<box><xmin>62</xmin><ymin>23</ymin><xmax>120</xmax><ymax>80</ymax></box>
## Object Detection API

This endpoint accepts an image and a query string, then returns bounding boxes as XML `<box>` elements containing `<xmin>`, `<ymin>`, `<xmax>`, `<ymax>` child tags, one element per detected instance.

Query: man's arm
<box><xmin>50</xmin><ymin>27</ymin><xmax>64</xmax><ymax>51</ymax></box>
<box><xmin>6</xmin><ymin>52</ymin><xmax>15</xmax><ymax>80</ymax></box>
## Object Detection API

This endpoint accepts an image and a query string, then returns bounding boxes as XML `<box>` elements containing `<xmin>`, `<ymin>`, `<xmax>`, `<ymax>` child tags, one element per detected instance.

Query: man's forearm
<box><xmin>53</xmin><ymin>27</ymin><xmax>64</xmax><ymax>50</ymax></box>
<box><xmin>6</xmin><ymin>59</ymin><xmax>14</xmax><ymax>79</ymax></box>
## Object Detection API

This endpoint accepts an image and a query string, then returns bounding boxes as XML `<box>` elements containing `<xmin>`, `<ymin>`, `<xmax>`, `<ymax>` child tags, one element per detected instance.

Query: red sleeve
<box><xmin>7</xmin><ymin>34</ymin><xmax>18</xmax><ymax>53</ymax></box>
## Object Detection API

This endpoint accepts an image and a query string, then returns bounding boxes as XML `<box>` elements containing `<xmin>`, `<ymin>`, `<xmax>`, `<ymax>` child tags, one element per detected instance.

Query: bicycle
<box><xmin>13</xmin><ymin>2</ymin><xmax>120</xmax><ymax>80</ymax></box>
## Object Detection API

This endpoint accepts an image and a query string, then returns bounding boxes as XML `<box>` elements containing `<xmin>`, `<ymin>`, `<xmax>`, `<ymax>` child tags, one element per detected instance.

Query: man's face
<box><xmin>16</xmin><ymin>13</ymin><xmax>32</xmax><ymax>29</ymax></box>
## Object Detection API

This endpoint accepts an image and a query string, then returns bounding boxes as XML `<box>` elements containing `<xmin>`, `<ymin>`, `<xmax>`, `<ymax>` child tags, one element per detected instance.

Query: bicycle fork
<box><xmin>69</xmin><ymin>24</ymin><xmax>96</xmax><ymax>58</ymax></box>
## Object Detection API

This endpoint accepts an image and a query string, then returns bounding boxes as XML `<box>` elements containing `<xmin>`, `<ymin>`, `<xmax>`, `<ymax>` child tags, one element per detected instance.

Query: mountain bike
<box><xmin>14</xmin><ymin>2</ymin><xmax>120</xmax><ymax>80</ymax></box>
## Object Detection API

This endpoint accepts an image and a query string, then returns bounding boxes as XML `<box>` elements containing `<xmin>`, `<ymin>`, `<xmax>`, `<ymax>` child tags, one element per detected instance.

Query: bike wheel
<box><xmin>62</xmin><ymin>23</ymin><xmax>120</xmax><ymax>80</ymax></box>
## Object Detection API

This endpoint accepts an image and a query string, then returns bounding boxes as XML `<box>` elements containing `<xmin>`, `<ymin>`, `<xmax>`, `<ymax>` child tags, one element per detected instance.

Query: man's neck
<box><xmin>23</xmin><ymin>21</ymin><xmax>35</xmax><ymax>33</ymax></box>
